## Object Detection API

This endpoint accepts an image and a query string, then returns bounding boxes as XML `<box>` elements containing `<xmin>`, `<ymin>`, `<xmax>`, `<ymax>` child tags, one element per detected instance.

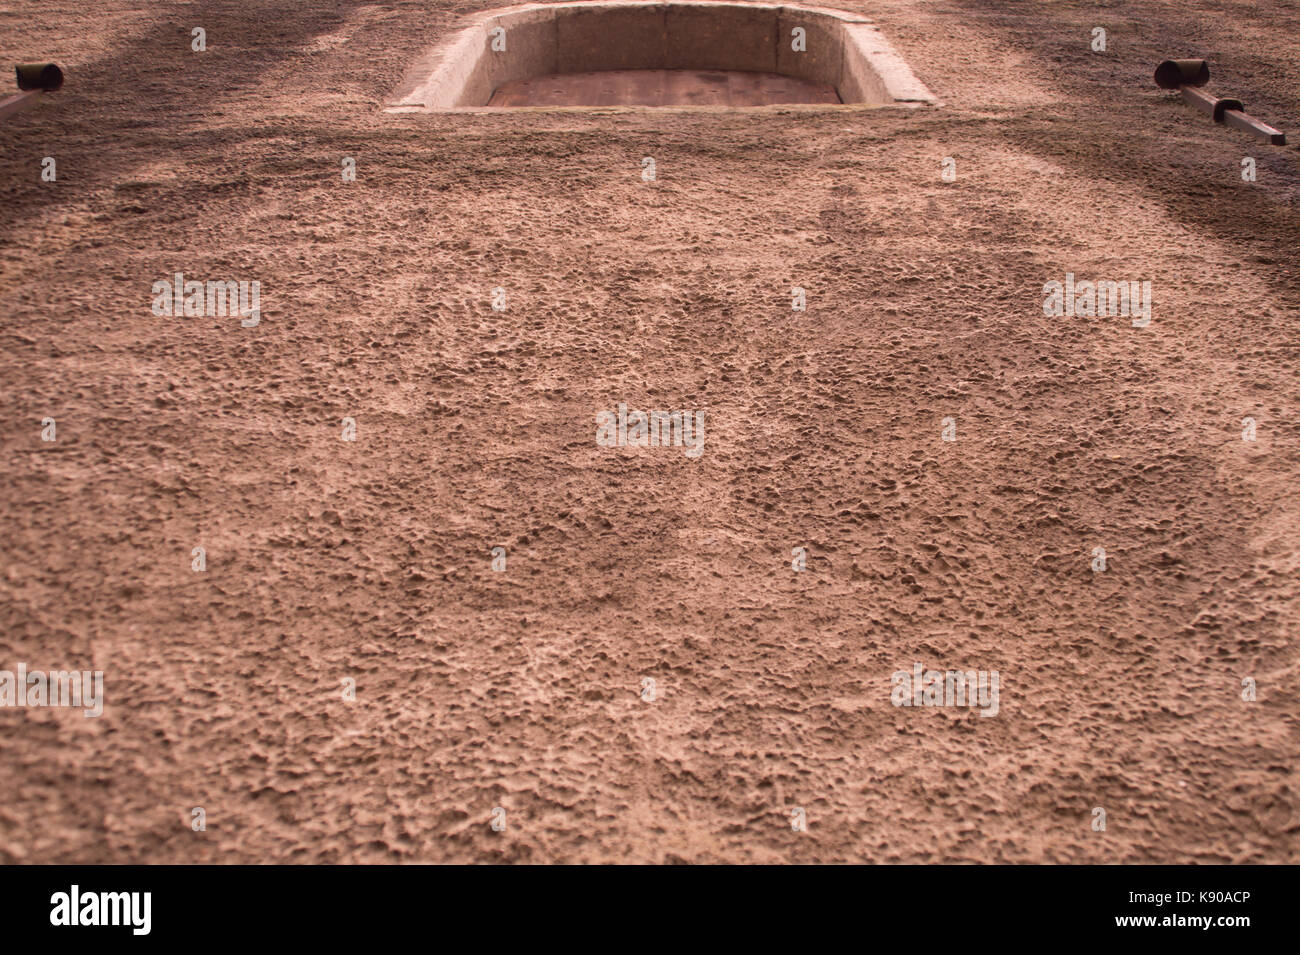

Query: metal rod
<box><xmin>1222</xmin><ymin>109</ymin><xmax>1287</xmax><ymax>145</ymax></box>
<box><xmin>0</xmin><ymin>89</ymin><xmax>43</xmax><ymax>121</ymax></box>
<box><xmin>1161</xmin><ymin>58</ymin><xmax>1287</xmax><ymax>145</ymax></box>
<box><xmin>1180</xmin><ymin>86</ymin><xmax>1218</xmax><ymax>116</ymax></box>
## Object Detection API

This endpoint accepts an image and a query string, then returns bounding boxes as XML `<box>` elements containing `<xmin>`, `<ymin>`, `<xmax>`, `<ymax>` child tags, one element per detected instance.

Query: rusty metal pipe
<box><xmin>1156</xmin><ymin>58</ymin><xmax>1287</xmax><ymax>146</ymax></box>
<box><xmin>1</xmin><ymin>62</ymin><xmax>63</xmax><ymax>123</ymax></box>
<box><xmin>15</xmin><ymin>63</ymin><xmax>63</xmax><ymax>91</ymax></box>
<box><xmin>1155</xmin><ymin>59</ymin><xmax>1210</xmax><ymax>89</ymax></box>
